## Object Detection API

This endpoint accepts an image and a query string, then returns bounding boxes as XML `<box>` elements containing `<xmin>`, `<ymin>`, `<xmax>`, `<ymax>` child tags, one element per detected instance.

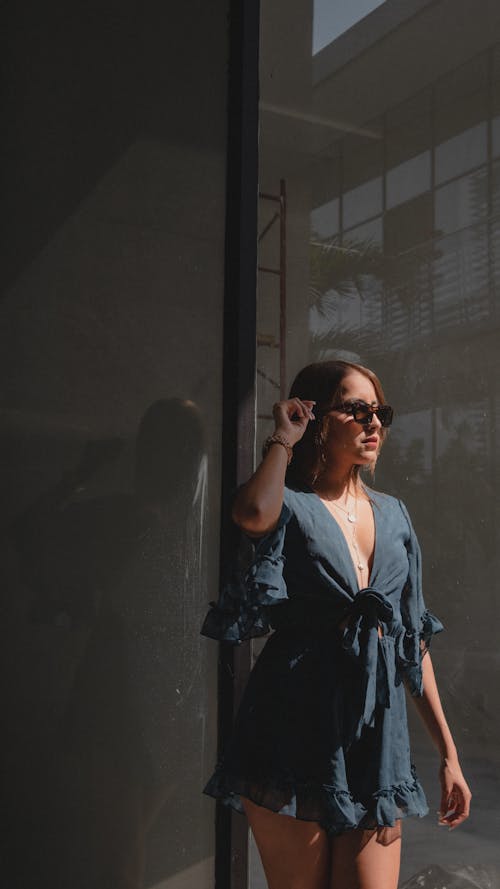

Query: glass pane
<box><xmin>311</xmin><ymin>197</ymin><xmax>340</xmax><ymax>240</ymax></box>
<box><xmin>2</xmin><ymin>6</ymin><xmax>226</xmax><ymax>887</ymax></box>
<box><xmin>342</xmin><ymin>177</ymin><xmax>383</xmax><ymax>230</ymax></box>
<box><xmin>492</xmin><ymin>115</ymin><xmax>500</xmax><ymax>159</ymax></box>
<box><xmin>435</xmin><ymin>122</ymin><xmax>488</xmax><ymax>184</ymax></box>
<box><xmin>255</xmin><ymin>3</ymin><xmax>500</xmax><ymax>887</ymax></box>
<box><xmin>386</xmin><ymin>151</ymin><xmax>431</xmax><ymax>209</ymax></box>
<box><xmin>435</xmin><ymin>169</ymin><xmax>489</xmax><ymax>235</ymax></box>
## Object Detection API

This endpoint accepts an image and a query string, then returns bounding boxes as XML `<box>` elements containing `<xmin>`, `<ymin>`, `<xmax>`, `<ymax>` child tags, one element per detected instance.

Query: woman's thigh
<box><xmin>242</xmin><ymin>797</ymin><xmax>331</xmax><ymax>889</ymax></box>
<box><xmin>330</xmin><ymin>822</ymin><xmax>402</xmax><ymax>889</ymax></box>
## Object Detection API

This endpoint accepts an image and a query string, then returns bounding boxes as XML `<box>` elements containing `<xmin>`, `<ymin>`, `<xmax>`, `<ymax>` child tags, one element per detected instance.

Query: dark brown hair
<box><xmin>286</xmin><ymin>359</ymin><xmax>389</xmax><ymax>488</ymax></box>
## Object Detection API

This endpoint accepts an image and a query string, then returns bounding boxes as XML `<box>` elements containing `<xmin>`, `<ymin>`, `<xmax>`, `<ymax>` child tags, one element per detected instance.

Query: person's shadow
<box><xmin>4</xmin><ymin>398</ymin><xmax>207</xmax><ymax>889</ymax></box>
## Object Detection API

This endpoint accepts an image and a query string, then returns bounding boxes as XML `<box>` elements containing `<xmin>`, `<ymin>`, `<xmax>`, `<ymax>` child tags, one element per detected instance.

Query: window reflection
<box><xmin>492</xmin><ymin>115</ymin><xmax>500</xmax><ymax>159</ymax></box>
<box><xmin>258</xmin><ymin>4</ymin><xmax>500</xmax><ymax>885</ymax></box>
<box><xmin>342</xmin><ymin>176</ymin><xmax>383</xmax><ymax>230</ymax></box>
<box><xmin>311</xmin><ymin>197</ymin><xmax>340</xmax><ymax>240</ymax></box>
<box><xmin>433</xmin><ymin>225</ymin><xmax>489</xmax><ymax>329</ymax></box>
<box><xmin>386</xmin><ymin>151</ymin><xmax>431</xmax><ymax>210</ymax></box>
<box><xmin>435</xmin><ymin>122</ymin><xmax>488</xmax><ymax>185</ymax></box>
<box><xmin>435</xmin><ymin>169</ymin><xmax>488</xmax><ymax>235</ymax></box>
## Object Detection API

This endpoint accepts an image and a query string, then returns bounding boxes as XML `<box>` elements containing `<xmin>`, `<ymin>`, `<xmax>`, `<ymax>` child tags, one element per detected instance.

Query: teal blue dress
<box><xmin>201</xmin><ymin>486</ymin><xmax>444</xmax><ymax>835</ymax></box>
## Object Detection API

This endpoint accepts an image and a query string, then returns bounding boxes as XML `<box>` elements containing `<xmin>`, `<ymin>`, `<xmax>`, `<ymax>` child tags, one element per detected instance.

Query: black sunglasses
<box><xmin>332</xmin><ymin>400</ymin><xmax>394</xmax><ymax>427</ymax></box>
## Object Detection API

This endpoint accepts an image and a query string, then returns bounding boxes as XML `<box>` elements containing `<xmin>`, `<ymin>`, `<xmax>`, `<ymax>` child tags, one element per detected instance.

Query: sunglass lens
<box><xmin>352</xmin><ymin>404</ymin><xmax>372</xmax><ymax>424</ymax></box>
<box><xmin>377</xmin><ymin>406</ymin><xmax>393</xmax><ymax>427</ymax></box>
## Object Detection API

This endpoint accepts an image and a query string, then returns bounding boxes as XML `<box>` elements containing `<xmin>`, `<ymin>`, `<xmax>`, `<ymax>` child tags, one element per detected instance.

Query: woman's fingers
<box><xmin>438</xmin><ymin>782</ymin><xmax>472</xmax><ymax>830</ymax></box>
<box><xmin>273</xmin><ymin>398</ymin><xmax>315</xmax><ymax>422</ymax></box>
<box><xmin>271</xmin><ymin>398</ymin><xmax>316</xmax><ymax>446</ymax></box>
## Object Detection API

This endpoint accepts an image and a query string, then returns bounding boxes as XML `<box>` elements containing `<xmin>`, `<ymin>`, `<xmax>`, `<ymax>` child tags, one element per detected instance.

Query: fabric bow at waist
<box><xmin>340</xmin><ymin>587</ymin><xmax>396</xmax><ymax>744</ymax></box>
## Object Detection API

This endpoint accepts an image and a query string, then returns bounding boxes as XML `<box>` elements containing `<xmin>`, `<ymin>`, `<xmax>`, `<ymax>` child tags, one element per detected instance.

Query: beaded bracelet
<box><xmin>262</xmin><ymin>433</ymin><xmax>293</xmax><ymax>465</ymax></box>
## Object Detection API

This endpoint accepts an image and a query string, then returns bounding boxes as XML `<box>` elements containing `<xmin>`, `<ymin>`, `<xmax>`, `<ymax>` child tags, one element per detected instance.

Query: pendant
<box><xmin>358</xmin><ymin>563</ymin><xmax>365</xmax><ymax>570</ymax></box>
<box><xmin>347</xmin><ymin>513</ymin><xmax>357</xmax><ymax>523</ymax></box>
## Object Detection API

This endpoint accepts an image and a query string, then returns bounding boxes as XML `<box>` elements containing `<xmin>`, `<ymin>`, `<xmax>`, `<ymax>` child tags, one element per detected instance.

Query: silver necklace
<box><xmin>330</xmin><ymin>498</ymin><xmax>357</xmax><ymax>524</ymax></box>
<box><xmin>330</xmin><ymin>494</ymin><xmax>365</xmax><ymax>572</ymax></box>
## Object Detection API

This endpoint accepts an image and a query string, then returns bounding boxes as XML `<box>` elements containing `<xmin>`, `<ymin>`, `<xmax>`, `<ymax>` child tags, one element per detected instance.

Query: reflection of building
<box><xmin>258</xmin><ymin>0</ymin><xmax>500</xmax><ymax>638</ymax></box>
<box><xmin>256</xmin><ymin>2</ymin><xmax>500</xmax><ymax>884</ymax></box>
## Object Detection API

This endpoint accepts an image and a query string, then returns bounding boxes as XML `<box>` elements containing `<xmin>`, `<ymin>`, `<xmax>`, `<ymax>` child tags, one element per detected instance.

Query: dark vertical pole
<box><xmin>216</xmin><ymin>1</ymin><xmax>260</xmax><ymax>888</ymax></box>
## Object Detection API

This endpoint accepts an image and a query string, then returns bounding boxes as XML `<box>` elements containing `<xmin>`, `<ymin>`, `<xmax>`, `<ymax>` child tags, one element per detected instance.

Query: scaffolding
<box><xmin>257</xmin><ymin>179</ymin><xmax>287</xmax><ymax>421</ymax></box>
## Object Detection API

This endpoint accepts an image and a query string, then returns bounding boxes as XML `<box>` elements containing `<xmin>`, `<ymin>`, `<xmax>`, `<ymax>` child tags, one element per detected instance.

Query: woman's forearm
<box><xmin>232</xmin><ymin>397</ymin><xmax>315</xmax><ymax>536</ymax></box>
<box><xmin>407</xmin><ymin>650</ymin><xmax>458</xmax><ymax>761</ymax></box>
<box><xmin>232</xmin><ymin>445</ymin><xmax>288</xmax><ymax>535</ymax></box>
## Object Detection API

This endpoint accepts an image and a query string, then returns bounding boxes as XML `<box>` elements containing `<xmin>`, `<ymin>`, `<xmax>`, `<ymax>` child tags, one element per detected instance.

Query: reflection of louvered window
<box><xmin>357</xmin><ymin>275</ymin><xmax>383</xmax><ymax>350</ymax></box>
<box><xmin>432</xmin><ymin>226</ymin><xmax>489</xmax><ymax>329</ymax></box>
<box><xmin>490</xmin><ymin>160</ymin><xmax>500</xmax><ymax>297</ymax></box>
<box><xmin>433</xmin><ymin>168</ymin><xmax>490</xmax><ymax>331</ymax></box>
<box><xmin>383</xmin><ymin>193</ymin><xmax>434</xmax><ymax>350</ymax></box>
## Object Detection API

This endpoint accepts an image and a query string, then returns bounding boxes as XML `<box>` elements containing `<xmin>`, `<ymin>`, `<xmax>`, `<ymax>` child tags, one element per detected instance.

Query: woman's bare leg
<box><xmin>242</xmin><ymin>797</ymin><xmax>331</xmax><ymax>889</ymax></box>
<box><xmin>330</xmin><ymin>822</ymin><xmax>402</xmax><ymax>889</ymax></box>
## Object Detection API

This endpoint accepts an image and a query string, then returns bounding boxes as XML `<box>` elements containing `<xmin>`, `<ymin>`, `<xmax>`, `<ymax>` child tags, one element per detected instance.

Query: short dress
<box><xmin>201</xmin><ymin>485</ymin><xmax>444</xmax><ymax>836</ymax></box>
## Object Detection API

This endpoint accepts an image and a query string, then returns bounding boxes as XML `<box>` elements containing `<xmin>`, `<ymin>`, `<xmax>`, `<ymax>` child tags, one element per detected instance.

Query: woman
<box><xmin>202</xmin><ymin>360</ymin><xmax>471</xmax><ymax>889</ymax></box>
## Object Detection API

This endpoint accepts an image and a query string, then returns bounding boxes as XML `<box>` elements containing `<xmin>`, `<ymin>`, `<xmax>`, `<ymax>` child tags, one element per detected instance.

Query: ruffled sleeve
<box><xmin>200</xmin><ymin>501</ymin><xmax>292</xmax><ymax>644</ymax></box>
<box><xmin>396</xmin><ymin>500</ymin><xmax>445</xmax><ymax>696</ymax></box>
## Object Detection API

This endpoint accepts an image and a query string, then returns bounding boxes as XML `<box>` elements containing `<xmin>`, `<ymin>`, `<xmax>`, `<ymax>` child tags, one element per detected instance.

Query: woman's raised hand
<box><xmin>272</xmin><ymin>399</ymin><xmax>316</xmax><ymax>446</ymax></box>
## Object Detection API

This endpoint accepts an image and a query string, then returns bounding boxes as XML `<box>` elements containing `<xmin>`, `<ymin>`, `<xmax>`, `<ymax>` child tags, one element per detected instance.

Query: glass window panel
<box><xmin>2</xmin><ymin>5</ymin><xmax>226</xmax><ymax>887</ymax></box>
<box><xmin>311</xmin><ymin>151</ymin><xmax>341</xmax><ymax>209</ymax></box>
<box><xmin>492</xmin><ymin>114</ymin><xmax>500</xmax><ymax>160</ymax></box>
<box><xmin>489</xmin><ymin>161</ymin><xmax>500</xmax><ymax>306</ymax></box>
<box><xmin>433</xmin><ymin>224</ymin><xmax>490</xmax><ymax>330</ymax></box>
<box><xmin>311</xmin><ymin>196</ymin><xmax>340</xmax><ymax>240</ymax></box>
<box><xmin>342</xmin><ymin>177</ymin><xmax>382</xmax><ymax>230</ymax></box>
<box><xmin>342</xmin><ymin>127</ymin><xmax>384</xmax><ymax>193</ymax></box>
<box><xmin>492</xmin><ymin>43</ymin><xmax>500</xmax><ymax>84</ymax></box>
<box><xmin>435</xmin><ymin>122</ymin><xmax>488</xmax><ymax>185</ymax></box>
<box><xmin>385</xmin><ymin>193</ymin><xmax>433</xmax><ymax>255</ymax></box>
<box><xmin>435</xmin><ymin>53</ymin><xmax>489</xmax><ymax>146</ymax></box>
<box><xmin>435</xmin><ymin>168</ymin><xmax>489</xmax><ymax>236</ymax></box>
<box><xmin>257</xmin><ymin>4</ymin><xmax>500</xmax><ymax>887</ymax></box>
<box><xmin>386</xmin><ymin>89</ymin><xmax>432</xmax><ymax>169</ymax></box>
<box><xmin>386</xmin><ymin>151</ymin><xmax>431</xmax><ymax>210</ymax></box>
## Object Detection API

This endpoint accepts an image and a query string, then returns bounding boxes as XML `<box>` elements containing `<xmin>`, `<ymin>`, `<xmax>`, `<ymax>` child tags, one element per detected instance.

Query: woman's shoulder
<box><xmin>283</xmin><ymin>482</ymin><xmax>318</xmax><ymax>511</ymax></box>
<box><xmin>366</xmin><ymin>487</ymin><xmax>409</xmax><ymax>516</ymax></box>
<box><xmin>363</xmin><ymin>485</ymin><xmax>398</xmax><ymax>504</ymax></box>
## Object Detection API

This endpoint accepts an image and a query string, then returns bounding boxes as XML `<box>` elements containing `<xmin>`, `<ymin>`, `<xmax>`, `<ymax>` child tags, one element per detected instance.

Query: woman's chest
<box><xmin>284</xmin><ymin>492</ymin><xmax>410</xmax><ymax>596</ymax></box>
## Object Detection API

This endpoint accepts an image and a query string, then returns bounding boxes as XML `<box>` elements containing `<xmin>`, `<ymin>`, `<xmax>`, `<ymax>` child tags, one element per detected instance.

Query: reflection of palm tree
<box><xmin>309</xmin><ymin>235</ymin><xmax>385</xmax><ymax>360</ymax></box>
<box><xmin>309</xmin><ymin>234</ymin><xmax>384</xmax><ymax>305</ymax></box>
<box><xmin>309</xmin><ymin>230</ymin><xmax>441</xmax><ymax>358</ymax></box>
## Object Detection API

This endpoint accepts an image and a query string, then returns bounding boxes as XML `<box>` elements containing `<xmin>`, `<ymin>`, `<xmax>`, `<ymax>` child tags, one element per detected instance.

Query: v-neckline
<box><xmin>310</xmin><ymin>488</ymin><xmax>378</xmax><ymax>592</ymax></box>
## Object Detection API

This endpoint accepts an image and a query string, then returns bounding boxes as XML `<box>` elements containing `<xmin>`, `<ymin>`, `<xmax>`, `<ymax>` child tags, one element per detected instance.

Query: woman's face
<box><xmin>323</xmin><ymin>370</ymin><xmax>383</xmax><ymax>471</ymax></box>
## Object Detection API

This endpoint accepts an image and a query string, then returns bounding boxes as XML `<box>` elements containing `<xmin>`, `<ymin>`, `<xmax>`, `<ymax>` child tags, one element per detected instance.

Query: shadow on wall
<box><xmin>1</xmin><ymin>398</ymin><xmax>208</xmax><ymax>889</ymax></box>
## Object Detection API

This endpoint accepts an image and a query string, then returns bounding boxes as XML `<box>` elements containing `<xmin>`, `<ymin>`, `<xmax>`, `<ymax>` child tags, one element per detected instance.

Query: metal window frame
<box><xmin>216</xmin><ymin>1</ymin><xmax>260</xmax><ymax>888</ymax></box>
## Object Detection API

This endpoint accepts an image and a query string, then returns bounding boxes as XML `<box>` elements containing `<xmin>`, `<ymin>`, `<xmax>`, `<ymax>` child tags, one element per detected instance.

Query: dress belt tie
<box><xmin>340</xmin><ymin>587</ymin><xmax>396</xmax><ymax>744</ymax></box>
